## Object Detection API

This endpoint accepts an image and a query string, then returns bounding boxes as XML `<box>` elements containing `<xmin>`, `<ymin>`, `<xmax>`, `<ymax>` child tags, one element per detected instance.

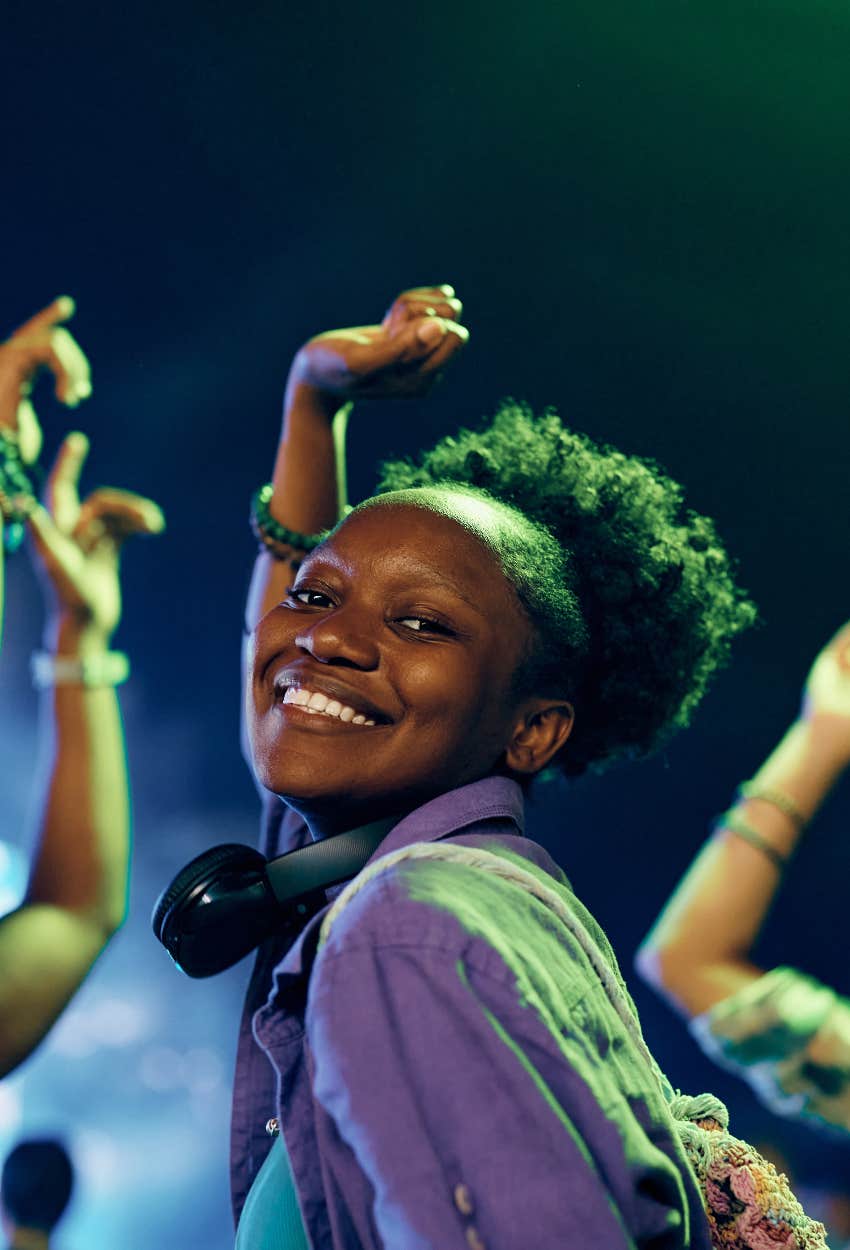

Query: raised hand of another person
<box><xmin>639</xmin><ymin>619</ymin><xmax>850</xmax><ymax>1025</ymax></box>
<box><xmin>0</xmin><ymin>415</ymin><xmax>164</xmax><ymax>1077</ymax></box>
<box><xmin>27</xmin><ymin>431</ymin><xmax>165</xmax><ymax>654</ymax></box>
<box><xmin>0</xmin><ymin>296</ymin><xmax>91</xmax><ymax>465</ymax></box>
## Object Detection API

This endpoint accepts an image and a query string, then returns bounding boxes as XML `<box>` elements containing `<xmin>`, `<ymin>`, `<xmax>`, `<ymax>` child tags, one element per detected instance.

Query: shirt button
<box><xmin>465</xmin><ymin>1228</ymin><xmax>486</xmax><ymax>1250</ymax></box>
<box><xmin>265</xmin><ymin>1117</ymin><xmax>280</xmax><ymax>1137</ymax></box>
<box><xmin>453</xmin><ymin>1183</ymin><xmax>475</xmax><ymax>1216</ymax></box>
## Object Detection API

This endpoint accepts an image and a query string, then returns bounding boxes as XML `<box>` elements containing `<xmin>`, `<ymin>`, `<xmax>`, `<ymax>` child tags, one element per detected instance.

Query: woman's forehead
<box><xmin>310</xmin><ymin>501</ymin><xmax>512</xmax><ymax>597</ymax></box>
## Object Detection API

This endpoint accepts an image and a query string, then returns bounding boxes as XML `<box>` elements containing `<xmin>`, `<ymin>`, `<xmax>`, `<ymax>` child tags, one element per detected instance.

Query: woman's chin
<box><xmin>256</xmin><ymin>759</ymin><xmax>363</xmax><ymax>806</ymax></box>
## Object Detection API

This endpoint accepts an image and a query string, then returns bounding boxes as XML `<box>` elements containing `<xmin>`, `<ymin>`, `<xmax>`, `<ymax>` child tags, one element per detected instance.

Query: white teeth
<box><xmin>280</xmin><ymin>685</ymin><xmax>378</xmax><ymax>725</ymax></box>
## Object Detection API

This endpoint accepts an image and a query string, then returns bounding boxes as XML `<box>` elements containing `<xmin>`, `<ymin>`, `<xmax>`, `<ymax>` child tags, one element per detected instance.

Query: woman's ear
<box><xmin>504</xmin><ymin>700</ymin><xmax>575</xmax><ymax>775</ymax></box>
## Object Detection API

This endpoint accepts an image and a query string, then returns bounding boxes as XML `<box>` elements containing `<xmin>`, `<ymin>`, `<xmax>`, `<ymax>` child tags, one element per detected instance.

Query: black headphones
<box><xmin>152</xmin><ymin>821</ymin><xmax>394</xmax><ymax>978</ymax></box>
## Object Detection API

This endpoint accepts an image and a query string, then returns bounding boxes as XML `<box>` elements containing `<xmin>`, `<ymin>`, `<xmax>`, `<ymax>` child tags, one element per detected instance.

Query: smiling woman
<box><xmin>229</xmin><ymin>287</ymin><xmax>821</xmax><ymax>1250</ymax></box>
<box><xmin>246</xmin><ymin>496</ymin><xmax>577</xmax><ymax>834</ymax></box>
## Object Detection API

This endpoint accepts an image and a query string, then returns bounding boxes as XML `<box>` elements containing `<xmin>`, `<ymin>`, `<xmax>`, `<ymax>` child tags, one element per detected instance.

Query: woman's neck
<box><xmin>285</xmin><ymin>794</ymin><xmax>419</xmax><ymax>842</ymax></box>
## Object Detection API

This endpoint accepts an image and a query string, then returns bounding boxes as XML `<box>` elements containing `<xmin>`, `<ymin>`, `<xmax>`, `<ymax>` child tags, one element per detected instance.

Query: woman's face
<box><xmin>246</xmin><ymin>501</ymin><xmax>550</xmax><ymax>828</ymax></box>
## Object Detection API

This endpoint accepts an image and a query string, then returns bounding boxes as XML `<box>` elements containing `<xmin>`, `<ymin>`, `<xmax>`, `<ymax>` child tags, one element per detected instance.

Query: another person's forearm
<box><xmin>26</xmin><ymin>615</ymin><xmax>129</xmax><ymax>939</ymax></box>
<box><xmin>245</xmin><ymin>376</ymin><xmax>350</xmax><ymax>630</ymax></box>
<box><xmin>638</xmin><ymin>715</ymin><xmax>846</xmax><ymax>1016</ymax></box>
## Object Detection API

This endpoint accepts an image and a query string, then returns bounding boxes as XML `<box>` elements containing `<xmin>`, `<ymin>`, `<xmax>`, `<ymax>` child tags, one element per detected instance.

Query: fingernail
<box><xmin>55</xmin><ymin>295</ymin><xmax>75</xmax><ymax>318</ymax></box>
<box><xmin>439</xmin><ymin>284</ymin><xmax>455</xmax><ymax>297</ymax></box>
<box><xmin>447</xmin><ymin>322</ymin><xmax>469</xmax><ymax>341</ymax></box>
<box><xmin>68</xmin><ymin>431</ymin><xmax>89</xmax><ymax>453</ymax></box>
<box><xmin>417</xmin><ymin>317</ymin><xmax>447</xmax><ymax>345</ymax></box>
<box><xmin>76</xmin><ymin>380</ymin><xmax>92</xmax><ymax>400</ymax></box>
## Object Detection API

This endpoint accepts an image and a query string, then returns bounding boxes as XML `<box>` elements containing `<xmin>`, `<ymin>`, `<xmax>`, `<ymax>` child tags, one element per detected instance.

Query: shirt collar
<box><xmin>268</xmin><ymin>774</ymin><xmax>526</xmax><ymax>990</ymax></box>
<box><xmin>366</xmin><ymin>773</ymin><xmax>525</xmax><ymax>864</ymax></box>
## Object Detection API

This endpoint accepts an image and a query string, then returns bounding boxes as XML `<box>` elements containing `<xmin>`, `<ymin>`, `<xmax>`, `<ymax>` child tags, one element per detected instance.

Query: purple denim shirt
<box><xmin>230</xmin><ymin>777</ymin><xmax>710</xmax><ymax>1249</ymax></box>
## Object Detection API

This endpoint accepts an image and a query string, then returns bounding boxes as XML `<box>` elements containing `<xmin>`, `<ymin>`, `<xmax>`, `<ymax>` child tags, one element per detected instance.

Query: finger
<box><xmin>397</xmin><ymin>288</ymin><xmax>462</xmax><ymax>315</ymax></box>
<box><xmin>9</xmin><ymin>295</ymin><xmax>76</xmax><ymax>341</ymax></box>
<box><xmin>397</xmin><ymin>297</ymin><xmax>463</xmax><ymax>326</ymax></box>
<box><xmin>383</xmin><ymin>288</ymin><xmax>462</xmax><ymax>330</ymax></box>
<box><xmin>6</xmin><ymin>327</ymin><xmax>92</xmax><ymax>406</ymax></box>
<box><xmin>25</xmin><ymin>503</ymin><xmax>87</xmax><ymax>610</ymax></box>
<box><xmin>410</xmin><ymin>320</ymin><xmax>470</xmax><ymax>378</ymax></box>
<box><xmin>45</xmin><ymin>431</ymin><xmax>89</xmax><ymax>533</ymax></box>
<box><xmin>76</xmin><ymin>487</ymin><xmax>165</xmax><ymax>539</ymax></box>
<box><xmin>47</xmin><ymin>327</ymin><xmax>92</xmax><ymax>406</ymax></box>
<box><xmin>396</xmin><ymin>285</ymin><xmax>456</xmax><ymax>302</ymax></box>
<box><xmin>15</xmin><ymin>397</ymin><xmax>43</xmax><ymax>465</ymax></box>
<box><xmin>414</xmin><ymin>315</ymin><xmax>469</xmax><ymax>353</ymax></box>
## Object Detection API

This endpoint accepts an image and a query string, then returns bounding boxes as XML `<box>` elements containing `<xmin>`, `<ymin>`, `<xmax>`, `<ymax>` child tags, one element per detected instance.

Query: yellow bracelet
<box><xmin>714</xmin><ymin>812</ymin><xmax>788</xmax><ymax>871</ymax></box>
<box><xmin>738</xmin><ymin>781</ymin><xmax>807</xmax><ymax>829</ymax></box>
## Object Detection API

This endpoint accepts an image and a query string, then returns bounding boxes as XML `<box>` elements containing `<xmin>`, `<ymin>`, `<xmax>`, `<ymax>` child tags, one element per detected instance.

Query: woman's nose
<box><xmin>295</xmin><ymin>609</ymin><xmax>380</xmax><ymax>670</ymax></box>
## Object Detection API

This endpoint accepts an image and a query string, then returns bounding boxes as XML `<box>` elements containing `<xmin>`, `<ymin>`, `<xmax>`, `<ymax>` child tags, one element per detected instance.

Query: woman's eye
<box><xmin>397</xmin><ymin>616</ymin><xmax>450</xmax><ymax>635</ymax></box>
<box><xmin>287</xmin><ymin>587</ymin><xmax>332</xmax><ymax>607</ymax></box>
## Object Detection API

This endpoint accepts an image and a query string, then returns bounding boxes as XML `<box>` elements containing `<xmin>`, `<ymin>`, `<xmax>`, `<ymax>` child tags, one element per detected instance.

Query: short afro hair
<box><xmin>375</xmin><ymin>401</ymin><xmax>755</xmax><ymax>778</ymax></box>
<box><xmin>1</xmin><ymin>1138</ymin><xmax>73</xmax><ymax>1232</ymax></box>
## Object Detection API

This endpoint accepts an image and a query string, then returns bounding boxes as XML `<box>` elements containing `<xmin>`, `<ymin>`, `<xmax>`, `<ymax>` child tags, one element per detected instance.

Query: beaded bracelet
<box><xmin>737</xmin><ymin>780</ymin><xmax>807</xmax><ymax>830</ymax></box>
<box><xmin>250</xmin><ymin>484</ymin><xmax>327</xmax><ymax>556</ymax></box>
<box><xmin>713</xmin><ymin>811</ymin><xmax>788</xmax><ymax>872</ymax></box>
<box><xmin>0</xmin><ymin>429</ymin><xmax>38</xmax><ymax>553</ymax></box>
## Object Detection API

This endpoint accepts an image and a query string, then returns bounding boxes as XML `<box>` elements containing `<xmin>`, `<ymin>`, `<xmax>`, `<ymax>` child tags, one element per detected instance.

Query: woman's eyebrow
<box><xmin>407</xmin><ymin>573</ymin><xmax>486</xmax><ymax>615</ymax></box>
<box><xmin>301</xmin><ymin>555</ymin><xmax>488</xmax><ymax>618</ymax></box>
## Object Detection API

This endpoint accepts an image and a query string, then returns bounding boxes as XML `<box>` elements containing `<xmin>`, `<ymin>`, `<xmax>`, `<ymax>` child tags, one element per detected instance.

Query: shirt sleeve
<box><xmin>306</xmin><ymin>881</ymin><xmax>692</xmax><ymax>1250</ymax></box>
<box><xmin>690</xmin><ymin>966</ymin><xmax>850</xmax><ymax>1131</ymax></box>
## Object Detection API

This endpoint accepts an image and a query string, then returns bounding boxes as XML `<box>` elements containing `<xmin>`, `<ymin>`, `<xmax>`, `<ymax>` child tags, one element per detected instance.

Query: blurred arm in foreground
<box><xmin>0</xmin><ymin>298</ymin><xmax>164</xmax><ymax>1075</ymax></box>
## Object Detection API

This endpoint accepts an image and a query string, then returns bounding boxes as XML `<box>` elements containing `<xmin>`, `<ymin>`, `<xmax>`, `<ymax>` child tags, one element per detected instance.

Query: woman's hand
<box><xmin>801</xmin><ymin>621</ymin><xmax>850</xmax><ymax>765</ymax></box>
<box><xmin>0</xmin><ymin>297</ymin><xmax>91</xmax><ymax>465</ymax></box>
<box><xmin>287</xmin><ymin>285</ymin><xmax>469</xmax><ymax>402</ymax></box>
<box><xmin>27</xmin><ymin>432</ymin><xmax>165</xmax><ymax>649</ymax></box>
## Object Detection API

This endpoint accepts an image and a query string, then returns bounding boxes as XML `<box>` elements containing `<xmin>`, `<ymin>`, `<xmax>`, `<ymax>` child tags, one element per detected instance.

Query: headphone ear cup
<box><xmin>151</xmin><ymin>844</ymin><xmax>266</xmax><ymax>940</ymax></box>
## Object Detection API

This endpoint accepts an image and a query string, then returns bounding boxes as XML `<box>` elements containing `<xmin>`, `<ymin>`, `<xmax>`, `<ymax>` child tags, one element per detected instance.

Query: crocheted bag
<box><xmin>317</xmin><ymin>842</ymin><xmax>828</xmax><ymax>1250</ymax></box>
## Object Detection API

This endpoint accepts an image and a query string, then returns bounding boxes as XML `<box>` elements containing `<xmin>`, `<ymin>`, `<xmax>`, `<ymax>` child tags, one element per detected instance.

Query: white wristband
<box><xmin>31</xmin><ymin>650</ymin><xmax>130</xmax><ymax>690</ymax></box>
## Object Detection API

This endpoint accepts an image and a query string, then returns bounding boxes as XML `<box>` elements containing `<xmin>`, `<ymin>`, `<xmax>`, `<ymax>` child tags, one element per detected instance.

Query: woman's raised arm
<box><xmin>243</xmin><ymin>285</ymin><xmax>468</xmax><ymax>632</ymax></box>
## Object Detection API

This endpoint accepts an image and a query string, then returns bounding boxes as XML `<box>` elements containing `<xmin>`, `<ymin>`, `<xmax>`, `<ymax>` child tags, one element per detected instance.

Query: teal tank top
<box><xmin>235</xmin><ymin>1134</ymin><xmax>310</xmax><ymax>1250</ymax></box>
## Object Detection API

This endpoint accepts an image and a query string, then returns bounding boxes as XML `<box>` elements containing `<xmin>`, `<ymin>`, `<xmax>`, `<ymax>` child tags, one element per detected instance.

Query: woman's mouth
<box><xmin>277</xmin><ymin>685</ymin><xmax>378</xmax><ymax>726</ymax></box>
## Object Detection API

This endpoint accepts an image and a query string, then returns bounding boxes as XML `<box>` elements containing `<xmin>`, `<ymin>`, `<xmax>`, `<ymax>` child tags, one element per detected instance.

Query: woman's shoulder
<box><xmin>313</xmin><ymin>835</ymin><xmax>607</xmax><ymax>990</ymax></box>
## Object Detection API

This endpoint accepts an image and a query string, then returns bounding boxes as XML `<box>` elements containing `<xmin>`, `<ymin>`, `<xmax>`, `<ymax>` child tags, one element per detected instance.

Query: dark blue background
<box><xmin>3</xmin><ymin>2</ymin><xmax>850</xmax><ymax>1243</ymax></box>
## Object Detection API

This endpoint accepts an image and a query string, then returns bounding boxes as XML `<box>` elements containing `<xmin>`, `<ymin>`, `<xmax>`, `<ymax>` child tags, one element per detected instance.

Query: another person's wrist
<box><xmin>44</xmin><ymin>612</ymin><xmax>115</xmax><ymax>659</ymax></box>
<box><xmin>796</xmin><ymin>709</ymin><xmax>850</xmax><ymax>778</ymax></box>
<box><xmin>35</xmin><ymin>615</ymin><xmax>128</xmax><ymax>690</ymax></box>
<box><xmin>731</xmin><ymin>715</ymin><xmax>849</xmax><ymax>850</ymax></box>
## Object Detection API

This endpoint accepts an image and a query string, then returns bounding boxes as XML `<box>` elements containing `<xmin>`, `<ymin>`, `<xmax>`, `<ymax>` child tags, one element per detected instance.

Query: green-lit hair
<box><xmin>371</xmin><ymin>401</ymin><xmax>756</xmax><ymax>778</ymax></box>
